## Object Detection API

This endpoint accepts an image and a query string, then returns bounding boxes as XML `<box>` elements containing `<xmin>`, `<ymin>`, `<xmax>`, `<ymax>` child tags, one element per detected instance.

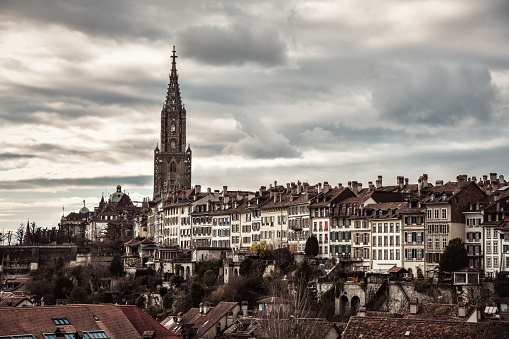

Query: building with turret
<box><xmin>153</xmin><ymin>46</ymin><xmax>192</xmax><ymax>201</ymax></box>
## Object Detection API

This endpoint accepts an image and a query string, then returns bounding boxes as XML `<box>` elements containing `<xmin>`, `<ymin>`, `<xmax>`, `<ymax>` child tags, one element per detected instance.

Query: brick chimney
<box><xmin>351</xmin><ymin>181</ymin><xmax>358</xmax><ymax>195</ymax></box>
<box><xmin>195</xmin><ymin>185</ymin><xmax>201</xmax><ymax>194</ymax></box>
<box><xmin>435</xmin><ymin>180</ymin><xmax>443</xmax><ymax>187</ymax></box>
<box><xmin>376</xmin><ymin>175</ymin><xmax>382</xmax><ymax>189</ymax></box>
<box><xmin>457</xmin><ymin>174</ymin><xmax>468</xmax><ymax>188</ymax></box>
<box><xmin>204</xmin><ymin>301</ymin><xmax>210</xmax><ymax>314</ymax></box>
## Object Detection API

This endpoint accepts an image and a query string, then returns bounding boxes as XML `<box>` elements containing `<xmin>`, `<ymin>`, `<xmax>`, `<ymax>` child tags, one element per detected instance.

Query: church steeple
<box><xmin>161</xmin><ymin>46</ymin><xmax>186</xmax><ymax>154</ymax></box>
<box><xmin>154</xmin><ymin>46</ymin><xmax>192</xmax><ymax>200</ymax></box>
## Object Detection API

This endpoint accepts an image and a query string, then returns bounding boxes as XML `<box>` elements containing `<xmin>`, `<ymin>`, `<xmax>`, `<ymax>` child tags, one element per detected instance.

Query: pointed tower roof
<box><xmin>163</xmin><ymin>46</ymin><xmax>183</xmax><ymax>111</ymax></box>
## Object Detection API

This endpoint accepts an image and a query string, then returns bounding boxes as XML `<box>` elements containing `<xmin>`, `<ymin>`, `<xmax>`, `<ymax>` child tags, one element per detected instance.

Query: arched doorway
<box><xmin>351</xmin><ymin>296</ymin><xmax>360</xmax><ymax>315</ymax></box>
<box><xmin>408</xmin><ymin>268</ymin><xmax>413</xmax><ymax>279</ymax></box>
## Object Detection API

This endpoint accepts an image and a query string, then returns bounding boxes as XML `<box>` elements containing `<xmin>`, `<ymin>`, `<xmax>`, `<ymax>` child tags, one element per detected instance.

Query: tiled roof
<box><xmin>170</xmin><ymin>302</ymin><xmax>238</xmax><ymax>337</ymax></box>
<box><xmin>117</xmin><ymin>305</ymin><xmax>178</xmax><ymax>338</ymax></box>
<box><xmin>0</xmin><ymin>304</ymin><xmax>142</xmax><ymax>339</ymax></box>
<box><xmin>342</xmin><ymin>316</ymin><xmax>489</xmax><ymax>338</ymax></box>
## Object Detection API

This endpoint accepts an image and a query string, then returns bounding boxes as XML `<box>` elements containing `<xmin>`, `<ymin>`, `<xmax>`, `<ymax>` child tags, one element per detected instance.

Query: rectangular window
<box><xmin>487</xmin><ymin>257</ymin><xmax>492</xmax><ymax>267</ymax></box>
<box><xmin>396</xmin><ymin>250</ymin><xmax>400</xmax><ymax>260</ymax></box>
<box><xmin>442</xmin><ymin>238</ymin><xmax>447</xmax><ymax>249</ymax></box>
<box><xmin>487</xmin><ymin>228</ymin><xmax>491</xmax><ymax>239</ymax></box>
<box><xmin>435</xmin><ymin>238</ymin><xmax>439</xmax><ymax>249</ymax></box>
<box><xmin>427</xmin><ymin>209</ymin><xmax>432</xmax><ymax>219</ymax></box>
<box><xmin>494</xmin><ymin>257</ymin><xmax>499</xmax><ymax>268</ymax></box>
<box><xmin>52</xmin><ymin>317</ymin><xmax>70</xmax><ymax>325</ymax></box>
<box><xmin>396</xmin><ymin>236</ymin><xmax>400</xmax><ymax>246</ymax></box>
<box><xmin>384</xmin><ymin>250</ymin><xmax>388</xmax><ymax>260</ymax></box>
<box><xmin>494</xmin><ymin>242</ymin><xmax>498</xmax><ymax>254</ymax></box>
<box><xmin>325</xmin><ymin>221</ymin><xmax>328</xmax><ymax>230</ymax></box>
<box><xmin>384</xmin><ymin>223</ymin><xmax>388</xmax><ymax>233</ymax></box>
<box><xmin>372</xmin><ymin>236</ymin><xmax>377</xmax><ymax>246</ymax></box>
<box><xmin>390</xmin><ymin>250</ymin><xmax>394</xmax><ymax>260</ymax></box>
<box><xmin>396</xmin><ymin>223</ymin><xmax>400</xmax><ymax>232</ymax></box>
<box><xmin>428</xmin><ymin>237</ymin><xmax>433</xmax><ymax>249</ymax></box>
<box><xmin>373</xmin><ymin>250</ymin><xmax>377</xmax><ymax>260</ymax></box>
<box><xmin>442</xmin><ymin>208</ymin><xmax>447</xmax><ymax>219</ymax></box>
<box><xmin>390</xmin><ymin>223</ymin><xmax>394</xmax><ymax>233</ymax></box>
<box><xmin>487</xmin><ymin>243</ymin><xmax>491</xmax><ymax>254</ymax></box>
<box><xmin>434</xmin><ymin>209</ymin><xmax>440</xmax><ymax>219</ymax></box>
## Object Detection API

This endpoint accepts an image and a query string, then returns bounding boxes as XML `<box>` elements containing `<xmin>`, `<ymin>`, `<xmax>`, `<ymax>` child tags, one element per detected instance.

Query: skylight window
<box><xmin>52</xmin><ymin>317</ymin><xmax>70</xmax><ymax>325</ymax></box>
<box><xmin>0</xmin><ymin>336</ymin><xmax>36</xmax><ymax>339</ymax></box>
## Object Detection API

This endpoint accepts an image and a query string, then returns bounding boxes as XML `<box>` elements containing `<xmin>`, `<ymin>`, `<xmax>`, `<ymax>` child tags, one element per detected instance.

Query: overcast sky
<box><xmin>1</xmin><ymin>0</ymin><xmax>508</xmax><ymax>233</ymax></box>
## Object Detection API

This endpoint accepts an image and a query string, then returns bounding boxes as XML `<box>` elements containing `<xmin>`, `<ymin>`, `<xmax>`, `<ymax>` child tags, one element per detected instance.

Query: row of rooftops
<box><xmin>158</xmin><ymin>173</ymin><xmax>508</xmax><ymax>221</ymax></box>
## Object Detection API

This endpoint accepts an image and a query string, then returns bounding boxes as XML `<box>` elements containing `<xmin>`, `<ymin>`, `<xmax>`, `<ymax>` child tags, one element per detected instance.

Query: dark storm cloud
<box><xmin>177</xmin><ymin>23</ymin><xmax>288</xmax><ymax>66</ymax></box>
<box><xmin>0</xmin><ymin>175</ymin><xmax>152</xmax><ymax>190</ymax></box>
<box><xmin>371</xmin><ymin>64</ymin><xmax>498</xmax><ymax>126</ymax></box>
<box><xmin>1</xmin><ymin>0</ymin><xmax>169</xmax><ymax>41</ymax></box>
<box><xmin>0</xmin><ymin>153</ymin><xmax>35</xmax><ymax>160</ymax></box>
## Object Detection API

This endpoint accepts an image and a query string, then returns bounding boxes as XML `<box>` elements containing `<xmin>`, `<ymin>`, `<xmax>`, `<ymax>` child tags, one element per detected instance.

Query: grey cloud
<box><xmin>0</xmin><ymin>153</ymin><xmax>35</xmax><ymax>160</ymax></box>
<box><xmin>371</xmin><ymin>64</ymin><xmax>498</xmax><ymax>126</ymax></box>
<box><xmin>1</xmin><ymin>0</ymin><xmax>169</xmax><ymax>41</ymax></box>
<box><xmin>177</xmin><ymin>23</ymin><xmax>288</xmax><ymax>66</ymax></box>
<box><xmin>223</xmin><ymin>113</ymin><xmax>300</xmax><ymax>159</ymax></box>
<box><xmin>0</xmin><ymin>175</ymin><xmax>152</xmax><ymax>190</ymax></box>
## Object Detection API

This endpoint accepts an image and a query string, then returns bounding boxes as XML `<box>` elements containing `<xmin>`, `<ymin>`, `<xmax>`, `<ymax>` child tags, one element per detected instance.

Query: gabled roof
<box><xmin>0</xmin><ymin>304</ymin><xmax>142</xmax><ymax>339</ymax></box>
<box><xmin>170</xmin><ymin>302</ymin><xmax>238</xmax><ymax>337</ymax></box>
<box><xmin>117</xmin><ymin>305</ymin><xmax>178</xmax><ymax>338</ymax></box>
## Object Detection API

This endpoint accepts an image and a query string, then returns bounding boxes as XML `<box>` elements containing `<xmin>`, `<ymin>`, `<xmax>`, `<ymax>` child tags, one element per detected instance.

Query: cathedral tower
<box><xmin>154</xmin><ymin>46</ymin><xmax>192</xmax><ymax>200</ymax></box>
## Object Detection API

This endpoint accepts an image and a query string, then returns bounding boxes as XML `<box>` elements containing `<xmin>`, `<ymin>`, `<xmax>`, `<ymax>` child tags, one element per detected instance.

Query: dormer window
<box><xmin>430</xmin><ymin>194</ymin><xmax>435</xmax><ymax>201</ymax></box>
<box><xmin>171</xmin><ymin>123</ymin><xmax>176</xmax><ymax>134</ymax></box>
<box><xmin>441</xmin><ymin>193</ymin><xmax>447</xmax><ymax>201</ymax></box>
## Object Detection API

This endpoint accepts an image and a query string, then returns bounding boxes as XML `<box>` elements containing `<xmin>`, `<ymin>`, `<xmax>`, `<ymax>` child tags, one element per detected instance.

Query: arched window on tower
<box><xmin>171</xmin><ymin>123</ymin><xmax>176</xmax><ymax>134</ymax></box>
<box><xmin>171</xmin><ymin>140</ymin><xmax>176</xmax><ymax>152</ymax></box>
<box><xmin>170</xmin><ymin>162</ymin><xmax>177</xmax><ymax>173</ymax></box>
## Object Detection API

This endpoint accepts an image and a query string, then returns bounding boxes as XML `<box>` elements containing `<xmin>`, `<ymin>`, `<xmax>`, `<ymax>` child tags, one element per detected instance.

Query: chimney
<box><xmin>195</xmin><ymin>185</ymin><xmax>201</xmax><ymax>194</ymax></box>
<box><xmin>357</xmin><ymin>306</ymin><xmax>367</xmax><ymax>317</ymax></box>
<box><xmin>207</xmin><ymin>187</ymin><xmax>212</xmax><ymax>194</ymax></box>
<box><xmin>199</xmin><ymin>302</ymin><xmax>204</xmax><ymax>313</ymax></box>
<box><xmin>376</xmin><ymin>175</ymin><xmax>383</xmax><ymax>189</ymax></box>
<box><xmin>177</xmin><ymin>312</ymin><xmax>183</xmax><ymax>322</ymax></box>
<box><xmin>422</xmin><ymin>174</ymin><xmax>428</xmax><ymax>188</ymax></box>
<box><xmin>274</xmin><ymin>180</ymin><xmax>277</xmax><ymax>188</ymax></box>
<box><xmin>397</xmin><ymin>176</ymin><xmax>404</xmax><ymax>190</ymax></box>
<box><xmin>274</xmin><ymin>191</ymin><xmax>279</xmax><ymax>202</ymax></box>
<box><xmin>241</xmin><ymin>301</ymin><xmax>248</xmax><ymax>316</ymax></box>
<box><xmin>472</xmin><ymin>176</ymin><xmax>477</xmax><ymax>183</ymax></box>
<box><xmin>368</xmin><ymin>181</ymin><xmax>374</xmax><ymax>191</ymax></box>
<box><xmin>226</xmin><ymin>311</ymin><xmax>234</xmax><ymax>327</ymax></box>
<box><xmin>323</xmin><ymin>182</ymin><xmax>330</xmax><ymax>194</ymax></box>
<box><xmin>405</xmin><ymin>178</ymin><xmax>409</xmax><ymax>186</ymax></box>
<box><xmin>458</xmin><ymin>300</ymin><xmax>471</xmax><ymax>318</ymax></box>
<box><xmin>351</xmin><ymin>181</ymin><xmax>358</xmax><ymax>195</ymax></box>
<box><xmin>357</xmin><ymin>182</ymin><xmax>363</xmax><ymax>193</ymax></box>
<box><xmin>409</xmin><ymin>298</ymin><xmax>419</xmax><ymax>315</ymax></box>
<box><xmin>457</xmin><ymin>174</ymin><xmax>467</xmax><ymax>188</ymax></box>
<box><xmin>223</xmin><ymin>186</ymin><xmax>228</xmax><ymax>197</ymax></box>
<box><xmin>318</xmin><ymin>183</ymin><xmax>322</xmax><ymax>194</ymax></box>
<box><xmin>297</xmin><ymin>182</ymin><xmax>302</xmax><ymax>194</ymax></box>
<box><xmin>483</xmin><ymin>175</ymin><xmax>488</xmax><ymax>184</ymax></box>
<box><xmin>259</xmin><ymin>186</ymin><xmax>266</xmax><ymax>196</ymax></box>
<box><xmin>500</xmin><ymin>175</ymin><xmax>506</xmax><ymax>184</ymax></box>
<box><xmin>204</xmin><ymin>301</ymin><xmax>210</xmax><ymax>314</ymax></box>
<box><xmin>435</xmin><ymin>180</ymin><xmax>443</xmax><ymax>187</ymax></box>
<box><xmin>490</xmin><ymin>173</ymin><xmax>498</xmax><ymax>183</ymax></box>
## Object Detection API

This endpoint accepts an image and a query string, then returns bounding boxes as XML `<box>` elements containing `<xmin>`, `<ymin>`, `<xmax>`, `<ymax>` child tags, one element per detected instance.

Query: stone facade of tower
<box><xmin>153</xmin><ymin>47</ymin><xmax>192</xmax><ymax>200</ymax></box>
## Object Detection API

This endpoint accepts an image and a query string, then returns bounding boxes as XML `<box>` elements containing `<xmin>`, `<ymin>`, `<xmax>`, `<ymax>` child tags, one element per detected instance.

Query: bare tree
<box><xmin>260</xmin><ymin>271</ymin><xmax>324</xmax><ymax>339</ymax></box>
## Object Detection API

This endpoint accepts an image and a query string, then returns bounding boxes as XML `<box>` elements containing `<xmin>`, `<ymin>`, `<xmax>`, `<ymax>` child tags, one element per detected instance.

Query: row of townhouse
<box><xmin>139</xmin><ymin>173</ymin><xmax>509</xmax><ymax>276</ymax></box>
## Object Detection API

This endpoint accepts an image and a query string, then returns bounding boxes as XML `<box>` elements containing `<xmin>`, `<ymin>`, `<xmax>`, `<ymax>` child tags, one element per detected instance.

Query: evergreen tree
<box><xmin>439</xmin><ymin>238</ymin><xmax>468</xmax><ymax>272</ymax></box>
<box><xmin>304</xmin><ymin>236</ymin><xmax>319</xmax><ymax>257</ymax></box>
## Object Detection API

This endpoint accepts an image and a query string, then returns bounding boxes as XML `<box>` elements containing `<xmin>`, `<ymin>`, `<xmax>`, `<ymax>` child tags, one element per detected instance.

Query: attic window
<box><xmin>83</xmin><ymin>331</ymin><xmax>109</xmax><ymax>338</ymax></box>
<box><xmin>5</xmin><ymin>336</ymin><xmax>36</xmax><ymax>339</ymax></box>
<box><xmin>93</xmin><ymin>315</ymin><xmax>99</xmax><ymax>321</ymax></box>
<box><xmin>52</xmin><ymin>317</ymin><xmax>70</xmax><ymax>325</ymax></box>
<box><xmin>405</xmin><ymin>330</ymin><xmax>411</xmax><ymax>336</ymax></box>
